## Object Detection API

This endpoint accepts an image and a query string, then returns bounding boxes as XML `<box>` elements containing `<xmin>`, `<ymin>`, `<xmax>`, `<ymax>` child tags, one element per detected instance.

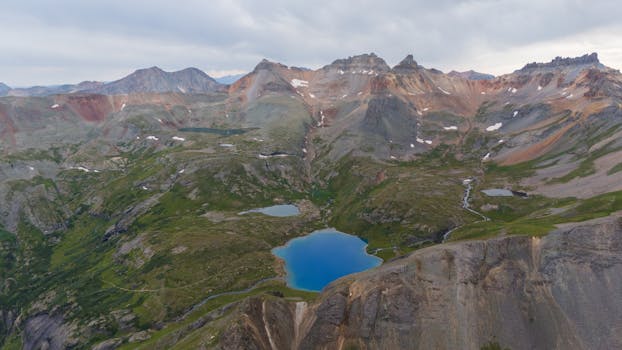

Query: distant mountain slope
<box><xmin>215</xmin><ymin>73</ymin><xmax>246</xmax><ymax>84</ymax></box>
<box><xmin>7</xmin><ymin>81</ymin><xmax>103</xmax><ymax>97</ymax></box>
<box><xmin>448</xmin><ymin>69</ymin><xmax>495</xmax><ymax>80</ymax></box>
<box><xmin>85</xmin><ymin>66</ymin><xmax>224</xmax><ymax>94</ymax></box>
<box><xmin>0</xmin><ymin>83</ymin><xmax>10</xmax><ymax>96</ymax></box>
<box><xmin>2</xmin><ymin>67</ymin><xmax>224</xmax><ymax>97</ymax></box>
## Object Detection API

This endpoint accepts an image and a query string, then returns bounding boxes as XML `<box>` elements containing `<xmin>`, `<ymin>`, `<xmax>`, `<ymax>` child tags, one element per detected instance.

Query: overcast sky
<box><xmin>1</xmin><ymin>0</ymin><xmax>621</xmax><ymax>86</ymax></box>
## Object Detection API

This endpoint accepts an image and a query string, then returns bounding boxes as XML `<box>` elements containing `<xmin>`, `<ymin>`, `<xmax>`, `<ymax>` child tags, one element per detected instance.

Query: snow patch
<box><xmin>308</xmin><ymin>93</ymin><xmax>316</xmax><ymax>98</ymax></box>
<box><xmin>498</xmin><ymin>139</ymin><xmax>505</xmax><ymax>143</ymax></box>
<box><xmin>338</xmin><ymin>70</ymin><xmax>345</xmax><ymax>75</ymax></box>
<box><xmin>510</xmin><ymin>88</ymin><xmax>517</xmax><ymax>94</ymax></box>
<box><xmin>121</xmin><ymin>103</ymin><xmax>126</xmax><ymax>111</ymax></box>
<box><xmin>537</xmin><ymin>85</ymin><xmax>543</xmax><ymax>91</ymax></box>
<box><xmin>416</xmin><ymin>137</ymin><xmax>425</xmax><ymax>144</ymax></box>
<box><xmin>410</xmin><ymin>143</ymin><xmax>415</xmax><ymax>148</ymax></box>
<box><xmin>482</xmin><ymin>153</ymin><xmax>491</xmax><ymax>161</ymax></box>
<box><xmin>437</xmin><ymin>87</ymin><xmax>451</xmax><ymax>95</ymax></box>
<box><xmin>423</xmin><ymin>108</ymin><xmax>429</xmax><ymax>111</ymax></box>
<box><xmin>219</xmin><ymin>143</ymin><xmax>234</xmax><ymax>148</ymax></box>
<box><xmin>566</xmin><ymin>94</ymin><xmax>574</xmax><ymax>99</ymax></box>
<box><xmin>481</xmin><ymin>91</ymin><xmax>486</xmax><ymax>95</ymax></box>
<box><xmin>486</xmin><ymin>123</ymin><xmax>503</xmax><ymax>132</ymax></box>
<box><xmin>28</xmin><ymin>166</ymin><xmax>35</xmax><ymax>171</ymax></box>
<box><xmin>425</xmin><ymin>140</ymin><xmax>433</xmax><ymax>145</ymax></box>
<box><xmin>317</xmin><ymin>110</ymin><xmax>326</xmax><ymax>127</ymax></box>
<box><xmin>146</xmin><ymin>135</ymin><xmax>159</xmax><ymax>141</ymax></box>
<box><xmin>177</xmin><ymin>86</ymin><xmax>186</xmax><ymax>93</ymax></box>
<box><xmin>513</xmin><ymin>111</ymin><xmax>518</xmax><ymax>117</ymax></box>
<box><xmin>291</xmin><ymin>79</ymin><xmax>308</xmax><ymax>88</ymax></box>
<box><xmin>390</xmin><ymin>155</ymin><xmax>397</xmax><ymax>160</ymax></box>
<box><xmin>172</xmin><ymin>136</ymin><xmax>185</xmax><ymax>142</ymax></box>
<box><xmin>141</xmin><ymin>185</ymin><xmax>149</xmax><ymax>191</ymax></box>
<box><xmin>70</xmin><ymin>166</ymin><xmax>91</xmax><ymax>173</ymax></box>
<box><xmin>443</xmin><ymin>126</ymin><xmax>458</xmax><ymax>131</ymax></box>
<box><xmin>179</xmin><ymin>169</ymin><xmax>185</xmax><ymax>174</ymax></box>
<box><xmin>51</xmin><ymin>104</ymin><xmax>60</xmax><ymax>109</ymax></box>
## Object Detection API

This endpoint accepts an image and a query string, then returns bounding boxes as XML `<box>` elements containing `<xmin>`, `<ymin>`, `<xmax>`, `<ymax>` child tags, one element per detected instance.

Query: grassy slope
<box><xmin>3</xmin><ymin>101</ymin><xmax>622</xmax><ymax>349</ymax></box>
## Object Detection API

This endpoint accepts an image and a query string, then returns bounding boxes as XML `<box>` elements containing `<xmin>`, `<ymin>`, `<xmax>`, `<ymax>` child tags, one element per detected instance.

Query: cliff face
<box><xmin>220</xmin><ymin>214</ymin><xmax>622</xmax><ymax>350</ymax></box>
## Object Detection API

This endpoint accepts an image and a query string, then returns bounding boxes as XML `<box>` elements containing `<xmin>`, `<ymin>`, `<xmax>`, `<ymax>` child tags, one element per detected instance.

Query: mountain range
<box><xmin>0</xmin><ymin>52</ymin><xmax>621</xmax><ymax>349</ymax></box>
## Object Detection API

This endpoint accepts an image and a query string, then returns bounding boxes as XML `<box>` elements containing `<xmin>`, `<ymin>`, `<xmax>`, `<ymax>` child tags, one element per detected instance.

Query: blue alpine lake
<box><xmin>272</xmin><ymin>229</ymin><xmax>382</xmax><ymax>292</ymax></box>
<box><xmin>239</xmin><ymin>204</ymin><xmax>300</xmax><ymax>217</ymax></box>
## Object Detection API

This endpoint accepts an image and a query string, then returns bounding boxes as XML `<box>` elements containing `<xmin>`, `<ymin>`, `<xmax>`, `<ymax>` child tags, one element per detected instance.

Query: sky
<box><xmin>1</xmin><ymin>0</ymin><xmax>621</xmax><ymax>86</ymax></box>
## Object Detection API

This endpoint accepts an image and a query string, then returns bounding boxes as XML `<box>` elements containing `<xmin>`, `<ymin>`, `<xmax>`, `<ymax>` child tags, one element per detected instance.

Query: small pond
<box><xmin>272</xmin><ymin>229</ymin><xmax>382</xmax><ymax>291</ymax></box>
<box><xmin>238</xmin><ymin>204</ymin><xmax>300</xmax><ymax>217</ymax></box>
<box><xmin>482</xmin><ymin>188</ymin><xmax>514</xmax><ymax>197</ymax></box>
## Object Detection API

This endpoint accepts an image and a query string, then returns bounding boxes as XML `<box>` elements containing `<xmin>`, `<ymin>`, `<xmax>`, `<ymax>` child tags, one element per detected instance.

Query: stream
<box><xmin>442</xmin><ymin>179</ymin><xmax>490</xmax><ymax>242</ymax></box>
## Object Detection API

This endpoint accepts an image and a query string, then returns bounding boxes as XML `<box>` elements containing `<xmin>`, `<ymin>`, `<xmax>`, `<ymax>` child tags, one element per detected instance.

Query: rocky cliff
<box><xmin>220</xmin><ymin>214</ymin><xmax>622</xmax><ymax>350</ymax></box>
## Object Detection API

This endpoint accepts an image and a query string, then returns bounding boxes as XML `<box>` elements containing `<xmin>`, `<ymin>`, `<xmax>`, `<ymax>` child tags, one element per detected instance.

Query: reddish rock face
<box><xmin>0</xmin><ymin>104</ymin><xmax>17</xmax><ymax>145</ymax></box>
<box><xmin>65</xmin><ymin>95</ymin><xmax>113</xmax><ymax>123</ymax></box>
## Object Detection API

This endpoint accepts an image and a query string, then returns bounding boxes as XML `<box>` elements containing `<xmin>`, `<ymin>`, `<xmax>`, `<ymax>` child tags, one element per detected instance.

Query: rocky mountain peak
<box><xmin>133</xmin><ymin>66</ymin><xmax>166</xmax><ymax>75</ymax></box>
<box><xmin>519</xmin><ymin>52</ymin><xmax>602</xmax><ymax>72</ymax></box>
<box><xmin>82</xmin><ymin>66</ymin><xmax>222</xmax><ymax>94</ymax></box>
<box><xmin>176</xmin><ymin>67</ymin><xmax>208</xmax><ymax>76</ymax></box>
<box><xmin>325</xmin><ymin>53</ymin><xmax>391</xmax><ymax>73</ymax></box>
<box><xmin>392</xmin><ymin>54</ymin><xmax>419</xmax><ymax>73</ymax></box>
<box><xmin>253</xmin><ymin>59</ymin><xmax>289</xmax><ymax>72</ymax></box>
<box><xmin>447</xmin><ymin>70</ymin><xmax>495</xmax><ymax>80</ymax></box>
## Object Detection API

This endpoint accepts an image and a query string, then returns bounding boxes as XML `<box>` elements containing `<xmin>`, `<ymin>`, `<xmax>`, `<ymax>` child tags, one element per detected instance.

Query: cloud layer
<box><xmin>1</xmin><ymin>0</ymin><xmax>621</xmax><ymax>86</ymax></box>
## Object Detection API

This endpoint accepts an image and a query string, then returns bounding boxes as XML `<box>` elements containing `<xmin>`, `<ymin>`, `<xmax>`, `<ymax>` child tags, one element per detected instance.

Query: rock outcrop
<box><xmin>220</xmin><ymin>214</ymin><xmax>622</xmax><ymax>350</ymax></box>
<box><xmin>23</xmin><ymin>314</ymin><xmax>76</xmax><ymax>350</ymax></box>
<box><xmin>520</xmin><ymin>52</ymin><xmax>603</xmax><ymax>71</ymax></box>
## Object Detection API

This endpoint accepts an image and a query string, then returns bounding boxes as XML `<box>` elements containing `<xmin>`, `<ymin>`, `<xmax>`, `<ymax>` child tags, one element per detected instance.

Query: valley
<box><xmin>0</xmin><ymin>52</ymin><xmax>621</xmax><ymax>349</ymax></box>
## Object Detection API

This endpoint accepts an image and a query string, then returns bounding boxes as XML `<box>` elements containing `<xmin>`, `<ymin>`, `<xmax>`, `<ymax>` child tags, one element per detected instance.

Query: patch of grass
<box><xmin>450</xmin><ymin>190</ymin><xmax>622</xmax><ymax>241</ymax></box>
<box><xmin>607</xmin><ymin>162</ymin><xmax>622</xmax><ymax>175</ymax></box>
<box><xmin>481</xmin><ymin>341</ymin><xmax>511</xmax><ymax>350</ymax></box>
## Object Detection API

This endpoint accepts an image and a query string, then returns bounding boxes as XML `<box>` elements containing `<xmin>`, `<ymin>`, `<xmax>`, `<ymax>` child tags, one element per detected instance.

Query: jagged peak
<box><xmin>392</xmin><ymin>54</ymin><xmax>419</xmax><ymax>73</ymax></box>
<box><xmin>519</xmin><ymin>53</ymin><xmax>601</xmax><ymax>71</ymax></box>
<box><xmin>253</xmin><ymin>59</ymin><xmax>288</xmax><ymax>72</ymax></box>
<box><xmin>325</xmin><ymin>53</ymin><xmax>390</xmax><ymax>72</ymax></box>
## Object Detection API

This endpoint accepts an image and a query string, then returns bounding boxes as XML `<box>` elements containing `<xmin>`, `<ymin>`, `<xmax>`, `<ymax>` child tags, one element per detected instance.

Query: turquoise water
<box><xmin>239</xmin><ymin>204</ymin><xmax>300</xmax><ymax>217</ymax></box>
<box><xmin>272</xmin><ymin>229</ymin><xmax>382</xmax><ymax>292</ymax></box>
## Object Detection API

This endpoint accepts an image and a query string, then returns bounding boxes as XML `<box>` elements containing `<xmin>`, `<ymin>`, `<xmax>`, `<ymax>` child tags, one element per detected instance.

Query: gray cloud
<box><xmin>1</xmin><ymin>0</ymin><xmax>621</xmax><ymax>86</ymax></box>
